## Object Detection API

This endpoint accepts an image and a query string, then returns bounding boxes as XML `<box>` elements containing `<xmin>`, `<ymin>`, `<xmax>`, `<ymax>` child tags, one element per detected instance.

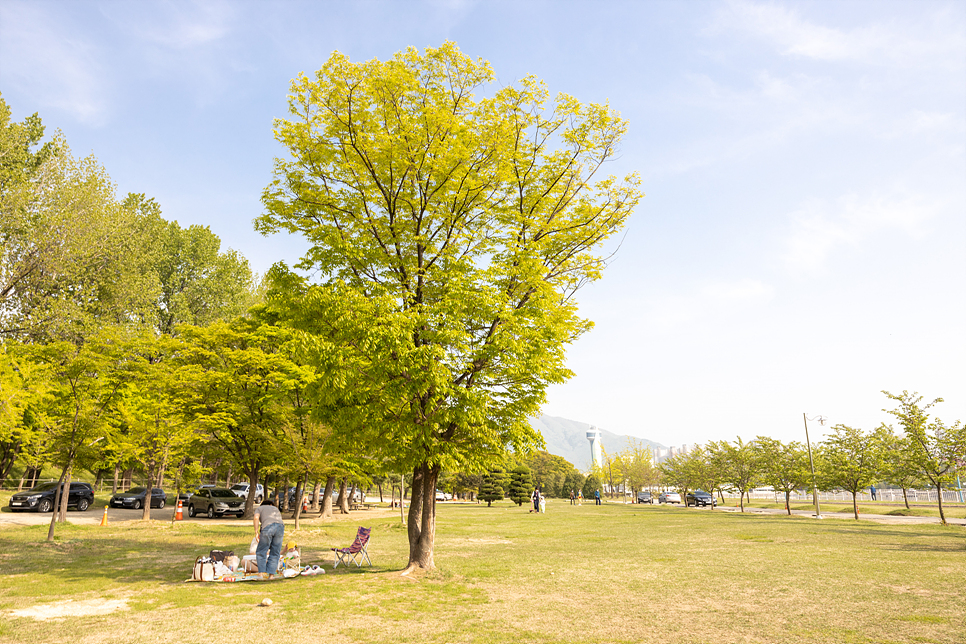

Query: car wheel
<box><xmin>207</xmin><ymin>505</ymin><xmax>215</xmax><ymax>519</ymax></box>
<box><xmin>133</xmin><ymin>500</ymin><xmax>142</xmax><ymax>510</ymax></box>
<box><xmin>38</xmin><ymin>499</ymin><xmax>53</xmax><ymax>513</ymax></box>
<box><xmin>188</xmin><ymin>504</ymin><xmax>196</xmax><ymax>518</ymax></box>
<box><xmin>157</xmin><ymin>499</ymin><xmax>165</xmax><ymax>510</ymax></box>
<box><xmin>77</xmin><ymin>499</ymin><xmax>90</xmax><ymax>512</ymax></box>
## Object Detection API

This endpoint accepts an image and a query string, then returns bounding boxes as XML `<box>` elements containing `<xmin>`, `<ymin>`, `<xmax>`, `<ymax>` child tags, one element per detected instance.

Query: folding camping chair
<box><xmin>331</xmin><ymin>527</ymin><xmax>372</xmax><ymax>569</ymax></box>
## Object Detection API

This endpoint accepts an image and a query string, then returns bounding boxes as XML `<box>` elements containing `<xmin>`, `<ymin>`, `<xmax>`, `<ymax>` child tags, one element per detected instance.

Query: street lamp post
<box><xmin>803</xmin><ymin>413</ymin><xmax>826</xmax><ymax>519</ymax></box>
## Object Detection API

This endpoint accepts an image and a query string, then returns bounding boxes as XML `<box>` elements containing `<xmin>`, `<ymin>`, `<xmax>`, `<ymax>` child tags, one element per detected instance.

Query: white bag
<box><xmin>249</xmin><ymin>536</ymin><xmax>258</xmax><ymax>555</ymax></box>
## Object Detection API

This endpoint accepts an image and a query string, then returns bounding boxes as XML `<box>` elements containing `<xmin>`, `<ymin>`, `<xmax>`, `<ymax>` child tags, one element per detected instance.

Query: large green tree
<box><xmin>818</xmin><ymin>424</ymin><xmax>890</xmax><ymax>520</ymax></box>
<box><xmin>883</xmin><ymin>391</ymin><xmax>964</xmax><ymax>525</ymax></box>
<box><xmin>257</xmin><ymin>43</ymin><xmax>641</xmax><ymax>571</ymax></box>
<box><xmin>754</xmin><ymin>437</ymin><xmax>811</xmax><ymax>515</ymax></box>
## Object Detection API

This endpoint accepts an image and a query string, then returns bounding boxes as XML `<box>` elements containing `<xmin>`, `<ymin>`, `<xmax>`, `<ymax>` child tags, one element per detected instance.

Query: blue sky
<box><xmin>2</xmin><ymin>0</ymin><xmax>963</xmax><ymax>448</ymax></box>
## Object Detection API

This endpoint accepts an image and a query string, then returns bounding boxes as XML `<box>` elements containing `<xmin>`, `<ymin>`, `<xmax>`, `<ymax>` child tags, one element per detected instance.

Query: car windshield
<box><xmin>231</xmin><ymin>484</ymin><xmax>246</xmax><ymax>490</ymax></box>
<box><xmin>30</xmin><ymin>482</ymin><xmax>59</xmax><ymax>492</ymax></box>
<box><xmin>211</xmin><ymin>489</ymin><xmax>237</xmax><ymax>498</ymax></box>
<box><xmin>126</xmin><ymin>487</ymin><xmax>146</xmax><ymax>494</ymax></box>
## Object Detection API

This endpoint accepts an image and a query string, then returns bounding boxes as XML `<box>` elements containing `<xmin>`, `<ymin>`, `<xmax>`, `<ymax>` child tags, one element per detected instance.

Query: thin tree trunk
<box><xmin>902</xmin><ymin>487</ymin><xmax>910</xmax><ymax>509</ymax></box>
<box><xmin>58</xmin><ymin>467</ymin><xmax>72</xmax><ymax>523</ymax></box>
<box><xmin>141</xmin><ymin>462</ymin><xmax>156</xmax><ymax>521</ymax></box>
<box><xmin>378</xmin><ymin>482</ymin><xmax>383</xmax><ymax>503</ymax></box>
<box><xmin>739</xmin><ymin>488</ymin><xmax>745</xmax><ymax>513</ymax></box>
<box><xmin>936</xmin><ymin>482</ymin><xmax>946</xmax><ymax>525</ymax></box>
<box><xmin>281</xmin><ymin>476</ymin><xmax>289</xmax><ymax>512</ymax></box>
<box><xmin>294</xmin><ymin>471</ymin><xmax>307</xmax><ymax>530</ymax></box>
<box><xmin>785</xmin><ymin>490</ymin><xmax>792</xmax><ymax>515</ymax></box>
<box><xmin>243</xmin><ymin>467</ymin><xmax>260</xmax><ymax>519</ymax></box>
<box><xmin>47</xmin><ymin>464</ymin><xmax>70</xmax><ymax>541</ymax></box>
<box><xmin>852</xmin><ymin>491</ymin><xmax>859</xmax><ymax>520</ymax></box>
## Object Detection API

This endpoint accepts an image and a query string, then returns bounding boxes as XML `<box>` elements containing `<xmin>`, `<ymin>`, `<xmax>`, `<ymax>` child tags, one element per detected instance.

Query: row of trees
<box><xmin>2</xmin><ymin>41</ymin><xmax>642</xmax><ymax>572</ymax></box>
<box><xmin>658</xmin><ymin>391</ymin><xmax>964</xmax><ymax>523</ymax></box>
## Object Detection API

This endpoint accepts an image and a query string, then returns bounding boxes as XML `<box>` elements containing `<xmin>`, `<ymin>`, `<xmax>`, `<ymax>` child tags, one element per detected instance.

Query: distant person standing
<box><xmin>870</xmin><ymin>485</ymin><xmax>877</xmax><ymax>501</ymax></box>
<box><xmin>531</xmin><ymin>488</ymin><xmax>540</xmax><ymax>513</ymax></box>
<box><xmin>253</xmin><ymin>498</ymin><xmax>284</xmax><ymax>579</ymax></box>
<box><xmin>539</xmin><ymin>492</ymin><xmax>546</xmax><ymax>513</ymax></box>
<box><xmin>569</xmin><ymin>490</ymin><xmax>575</xmax><ymax>505</ymax></box>
<box><xmin>577</xmin><ymin>489</ymin><xmax>583</xmax><ymax>505</ymax></box>
<box><xmin>594</xmin><ymin>489</ymin><xmax>601</xmax><ymax>505</ymax></box>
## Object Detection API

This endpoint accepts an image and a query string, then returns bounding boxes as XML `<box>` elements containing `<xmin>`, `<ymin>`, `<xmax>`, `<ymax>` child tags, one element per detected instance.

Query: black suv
<box><xmin>110</xmin><ymin>487</ymin><xmax>167</xmax><ymax>510</ymax></box>
<box><xmin>637</xmin><ymin>491</ymin><xmax>654</xmax><ymax>504</ymax></box>
<box><xmin>686</xmin><ymin>489</ymin><xmax>716</xmax><ymax>507</ymax></box>
<box><xmin>9</xmin><ymin>482</ymin><xmax>95</xmax><ymax>512</ymax></box>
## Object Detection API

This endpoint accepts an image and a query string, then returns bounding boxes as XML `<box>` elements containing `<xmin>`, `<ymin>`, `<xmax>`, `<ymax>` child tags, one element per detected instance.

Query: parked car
<box><xmin>685</xmin><ymin>490</ymin><xmax>716</xmax><ymax>507</ymax></box>
<box><xmin>637</xmin><ymin>491</ymin><xmax>654</xmax><ymax>504</ymax></box>
<box><xmin>435</xmin><ymin>490</ymin><xmax>452</xmax><ymax>501</ymax></box>
<box><xmin>658</xmin><ymin>491</ymin><xmax>682</xmax><ymax>504</ymax></box>
<box><xmin>8</xmin><ymin>481</ymin><xmax>95</xmax><ymax>513</ymax></box>
<box><xmin>186</xmin><ymin>487</ymin><xmax>245</xmax><ymax>518</ymax></box>
<box><xmin>230</xmin><ymin>482</ymin><xmax>264</xmax><ymax>504</ymax></box>
<box><xmin>110</xmin><ymin>487</ymin><xmax>167</xmax><ymax>510</ymax></box>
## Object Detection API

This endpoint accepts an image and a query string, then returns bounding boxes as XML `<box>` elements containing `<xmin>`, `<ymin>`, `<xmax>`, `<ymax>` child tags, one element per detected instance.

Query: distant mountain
<box><xmin>528</xmin><ymin>415</ymin><xmax>666</xmax><ymax>471</ymax></box>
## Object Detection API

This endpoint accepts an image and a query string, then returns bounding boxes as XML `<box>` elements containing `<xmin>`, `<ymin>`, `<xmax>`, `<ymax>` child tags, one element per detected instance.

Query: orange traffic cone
<box><xmin>302</xmin><ymin>497</ymin><xmax>308</xmax><ymax>513</ymax></box>
<box><xmin>100</xmin><ymin>506</ymin><xmax>108</xmax><ymax>526</ymax></box>
<box><xmin>175</xmin><ymin>499</ymin><xmax>183</xmax><ymax>521</ymax></box>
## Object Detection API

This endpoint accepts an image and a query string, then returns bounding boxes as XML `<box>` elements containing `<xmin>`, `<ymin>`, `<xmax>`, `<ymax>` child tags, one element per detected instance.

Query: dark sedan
<box><xmin>637</xmin><ymin>491</ymin><xmax>654</xmax><ymax>504</ymax></box>
<box><xmin>186</xmin><ymin>487</ymin><xmax>245</xmax><ymax>518</ymax></box>
<box><xmin>8</xmin><ymin>482</ymin><xmax>95</xmax><ymax>512</ymax></box>
<box><xmin>110</xmin><ymin>487</ymin><xmax>167</xmax><ymax>510</ymax></box>
<box><xmin>686</xmin><ymin>489</ymin><xmax>716</xmax><ymax>507</ymax></box>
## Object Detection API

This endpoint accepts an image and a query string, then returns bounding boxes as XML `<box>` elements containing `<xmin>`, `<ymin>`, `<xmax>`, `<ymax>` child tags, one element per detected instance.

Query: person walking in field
<box><xmin>577</xmin><ymin>489</ymin><xmax>583</xmax><ymax>505</ymax></box>
<box><xmin>253</xmin><ymin>498</ymin><xmax>285</xmax><ymax>579</ymax></box>
<box><xmin>569</xmin><ymin>490</ymin><xmax>575</xmax><ymax>505</ymax></box>
<box><xmin>594</xmin><ymin>489</ymin><xmax>601</xmax><ymax>505</ymax></box>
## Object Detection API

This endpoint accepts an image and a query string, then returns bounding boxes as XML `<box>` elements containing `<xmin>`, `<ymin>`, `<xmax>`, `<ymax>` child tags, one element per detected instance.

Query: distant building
<box><xmin>586</xmin><ymin>426</ymin><xmax>603</xmax><ymax>469</ymax></box>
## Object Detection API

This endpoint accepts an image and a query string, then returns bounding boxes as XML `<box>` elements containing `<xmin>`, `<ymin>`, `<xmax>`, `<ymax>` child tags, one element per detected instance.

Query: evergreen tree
<box><xmin>508</xmin><ymin>465</ymin><xmax>533</xmax><ymax>506</ymax></box>
<box><xmin>478</xmin><ymin>468</ymin><xmax>505</xmax><ymax>507</ymax></box>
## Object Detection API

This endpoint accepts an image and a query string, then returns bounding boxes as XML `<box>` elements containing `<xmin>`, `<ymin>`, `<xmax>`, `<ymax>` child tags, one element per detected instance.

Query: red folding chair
<box><xmin>331</xmin><ymin>527</ymin><xmax>372</xmax><ymax>569</ymax></box>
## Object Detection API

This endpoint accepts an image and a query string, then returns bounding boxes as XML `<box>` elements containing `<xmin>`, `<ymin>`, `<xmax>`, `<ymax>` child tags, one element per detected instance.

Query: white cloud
<box><xmin>781</xmin><ymin>192</ymin><xmax>941</xmax><ymax>274</ymax></box>
<box><xmin>0</xmin><ymin>2</ymin><xmax>109</xmax><ymax>125</ymax></box>
<box><xmin>714</xmin><ymin>0</ymin><xmax>966</xmax><ymax>68</ymax></box>
<box><xmin>102</xmin><ymin>0</ymin><xmax>233</xmax><ymax>50</ymax></box>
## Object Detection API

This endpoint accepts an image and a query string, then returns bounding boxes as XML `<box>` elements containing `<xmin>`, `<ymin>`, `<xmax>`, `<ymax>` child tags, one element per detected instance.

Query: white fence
<box><xmin>721</xmin><ymin>488</ymin><xmax>965</xmax><ymax>504</ymax></box>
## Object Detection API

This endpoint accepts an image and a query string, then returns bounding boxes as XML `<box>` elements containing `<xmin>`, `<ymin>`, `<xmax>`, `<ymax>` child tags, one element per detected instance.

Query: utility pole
<box><xmin>803</xmin><ymin>414</ymin><xmax>826</xmax><ymax>519</ymax></box>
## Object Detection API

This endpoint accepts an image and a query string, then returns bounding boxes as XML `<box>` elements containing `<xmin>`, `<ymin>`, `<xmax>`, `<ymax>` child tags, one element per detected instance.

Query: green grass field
<box><xmin>0</xmin><ymin>500</ymin><xmax>963</xmax><ymax>644</ymax></box>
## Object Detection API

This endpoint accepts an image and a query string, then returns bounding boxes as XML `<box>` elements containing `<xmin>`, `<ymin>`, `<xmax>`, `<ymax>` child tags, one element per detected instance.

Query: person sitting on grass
<box><xmin>253</xmin><ymin>498</ymin><xmax>284</xmax><ymax>579</ymax></box>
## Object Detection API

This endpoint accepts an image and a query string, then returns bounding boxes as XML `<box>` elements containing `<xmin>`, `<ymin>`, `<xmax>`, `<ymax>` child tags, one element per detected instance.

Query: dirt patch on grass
<box><xmin>10</xmin><ymin>598</ymin><xmax>129</xmax><ymax>621</ymax></box>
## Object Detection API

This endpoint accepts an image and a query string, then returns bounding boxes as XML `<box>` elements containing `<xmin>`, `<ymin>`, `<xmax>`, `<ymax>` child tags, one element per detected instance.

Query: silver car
<box><xmin>186</xmin><ymin>488</ymin><xmax>245</xmax><ymax>518</ymax></box>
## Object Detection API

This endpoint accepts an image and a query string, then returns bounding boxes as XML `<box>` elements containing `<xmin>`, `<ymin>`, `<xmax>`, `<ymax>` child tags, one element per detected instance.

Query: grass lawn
<box><xmin>0</xmin><ymin>500</ymin><xmax>963</xmax><ymax>644</ymax></box>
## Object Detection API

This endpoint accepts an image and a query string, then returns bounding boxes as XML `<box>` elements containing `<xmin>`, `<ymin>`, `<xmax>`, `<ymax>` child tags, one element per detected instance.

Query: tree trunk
<box><xmin>142</xmin><ymin>463</ymin><xmax>156</xmax><ymax>521</ymax></box>
<box><xmin>403</xmin><ymin>462</ymin><xmax>439</xmax><ymax>573</ymax></box>
<box><xmin>739</xmin><ymin>488</ymin><xmax>745</xmax><ymax>513</ymax></box>
<box><xmin>378</xmin><ymin>482</ymin><xmax>383</xmax><ymax>503</ymax></box>
<box><xmin>337</xmin><ymin>478</ymin><xmax>349</xmax><ymax>514</ymax></box>
<box><xmin>311</xmin><ymin>480</ymin><xmax>322</xmax><ymax>512</ymax></box>
<box><xmin>785</xmin><ymin>490</ymin><xmax>792</xmax><ymax>515</ymax></box>
<box><xmin>321</xmin><ymin>476</ymin><xmax>336</xmax><ymax>517</ymax></box>
<box><xmin>243</xmin><ymin>467</ymin><xmax>260</xmax><ymax>519</ymax></box>
<box><xmin>936</xmin><ymin>482</ymin><xmax>946</xmax><ymax>525</ymax></box>
<box><xmin>851</xmin><ymin>490</ymin><xmax>859</xmax><ymax>520</ymax></box>
<box><xmin>294</xmin><ymin>472</ymin><xmax>307</xmax><ymax>530</ymax></box>
<box><xmin>280</xmin><ymin>476</ymin><xmax>289</xmax><ymax>512</ymax></box>
<box><xmin>902</xmin><ymin>487</ymin><xmax>910</xmax><ymax>509</ymax></box>
<box><xmin>58</xmin><ymin>467</ymin><xmax>72</xmax><ymax>523</ymax></box>
<box><xmin>47</xmin><ymin>464</ymin><xmax>71</xmax><ymax>541</ymax></box>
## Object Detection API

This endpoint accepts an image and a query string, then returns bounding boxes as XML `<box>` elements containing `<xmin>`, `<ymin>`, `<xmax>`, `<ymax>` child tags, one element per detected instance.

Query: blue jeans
<box><xmin>256</xmin><ymin>522</ymin><xmax>284</xmax><ymax>574</ymax></box>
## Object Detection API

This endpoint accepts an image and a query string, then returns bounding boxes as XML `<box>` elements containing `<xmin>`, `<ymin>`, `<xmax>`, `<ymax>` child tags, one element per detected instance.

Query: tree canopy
<box><xmin>256</xmin><ymin>42</ymin><xmax>641</xmax><ymax>571</ymax></box>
